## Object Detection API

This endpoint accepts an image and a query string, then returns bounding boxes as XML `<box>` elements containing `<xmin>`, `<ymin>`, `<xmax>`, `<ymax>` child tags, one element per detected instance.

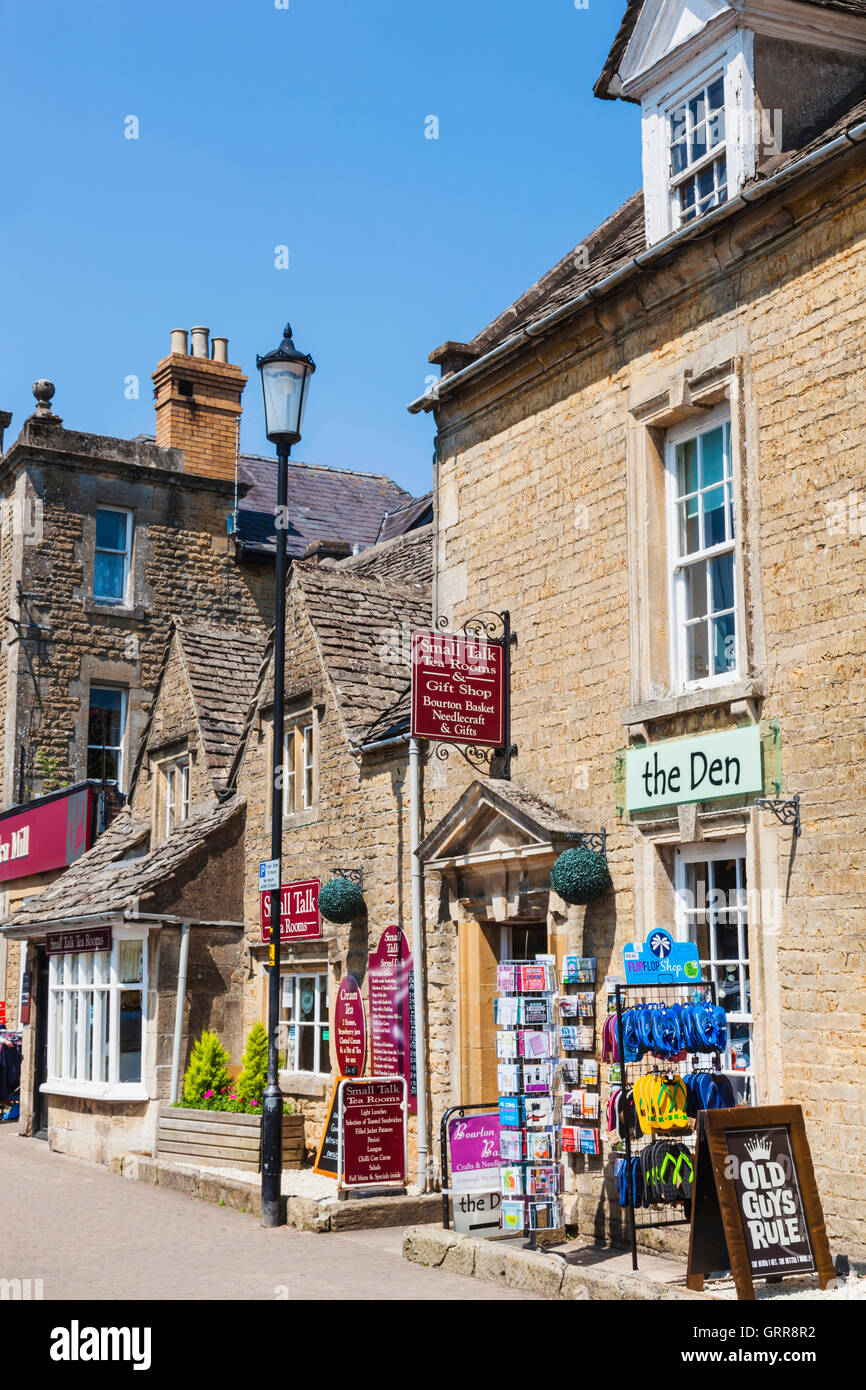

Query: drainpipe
<box><xmin>169</xmin><ymin>923</ymin><xmax>191</xmax><ymax>1104</ymax></box>
<box><xmin>409</xmin><ymin>737</ymin><xmax>428</xmax><ymax>1191</ymax></box>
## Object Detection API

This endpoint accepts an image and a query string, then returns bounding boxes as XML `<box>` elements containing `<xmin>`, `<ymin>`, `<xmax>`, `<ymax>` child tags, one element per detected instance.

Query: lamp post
<box><xmin>257</xmin><ymin>322</ymin><xmax>316</xmax><ymax>1228</ymax></box>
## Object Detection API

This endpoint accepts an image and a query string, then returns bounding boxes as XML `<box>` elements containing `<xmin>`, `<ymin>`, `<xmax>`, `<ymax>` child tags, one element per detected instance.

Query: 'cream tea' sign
<box><xmin>626</xmin><ymin>726</ymin><xmax>762</xmax><ymax>813</ymax></box>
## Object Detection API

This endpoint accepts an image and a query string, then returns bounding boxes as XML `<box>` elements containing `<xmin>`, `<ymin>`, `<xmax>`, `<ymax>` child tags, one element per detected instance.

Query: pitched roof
<box><xmin>294</xmin><ymin>563</ymin><xmax>432</xmax><ymax>746</ymax></box>
<box><xmin>376</xmin><ymin>492</ymin><xmax>434</xmax><ymax>543</ymax></box>
<box><xmin>417</xmin><ymin>777</ymin><xmax>583</xmax><ymax>864</ymax></box>
<box><xmin>1</xmin><ymin>798</ymin><xmax>245</xmax><ymax>931</ymax></box>
<box><xmin>335</xmin><ymin>522</ymin><xmax>433</xmax><ymax>588</ymax></box>
<box><xmin>596</xmin><ymin>0</ymin><xmax>866</xmax><ymax>100</ymax></box>
<box><xmin>175</xmin><ymin>622</ymin><xmax>268</xmax><ymax>787</ymax></box>
<box><xmin>235</xmin><ymin>454</ymin><xmax>415</xmax><ymax>558</ymax></box>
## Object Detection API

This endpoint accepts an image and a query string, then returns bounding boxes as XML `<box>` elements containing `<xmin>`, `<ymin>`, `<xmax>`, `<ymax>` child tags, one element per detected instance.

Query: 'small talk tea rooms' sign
<box><xmin>625</xmin><ymin>726</ymin><xmax>763</xmax><ymax>813</ymax></box>
<box><xmin>411</xmin><ymin>629</ymin><xmax>505</xmax><ymax>747</ymax></box>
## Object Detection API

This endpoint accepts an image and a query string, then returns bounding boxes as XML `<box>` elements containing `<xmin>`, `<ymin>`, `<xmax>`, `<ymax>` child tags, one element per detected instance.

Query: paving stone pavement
<box><xmin>0</xmin><ymin>1127</ymin><xmax>537</xmax><ymax>1301</ymax></box>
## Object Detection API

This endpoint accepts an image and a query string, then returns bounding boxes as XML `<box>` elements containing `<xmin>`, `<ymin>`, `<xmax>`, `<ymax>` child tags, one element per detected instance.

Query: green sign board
<box><xmin>626</xmin><ymin>726</ymin><xmax>763</xmax><ymax>813</ymax></box>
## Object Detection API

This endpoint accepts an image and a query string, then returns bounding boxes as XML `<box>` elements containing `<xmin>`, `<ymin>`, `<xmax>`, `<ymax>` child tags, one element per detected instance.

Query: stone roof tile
<box><xmin>175</xmin><ymin>623</ymin><xmax>267</xmax><ymax>787</ymax></box>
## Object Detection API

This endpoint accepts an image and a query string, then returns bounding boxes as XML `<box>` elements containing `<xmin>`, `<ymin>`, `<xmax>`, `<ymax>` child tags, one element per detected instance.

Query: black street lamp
<box><xmin>257</xmin><ymin>323</ymin><xmax>316</xmax><ymax>1228</ymax></box>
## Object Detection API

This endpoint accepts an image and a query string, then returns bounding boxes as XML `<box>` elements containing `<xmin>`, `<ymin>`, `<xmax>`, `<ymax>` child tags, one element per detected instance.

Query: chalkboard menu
<box><xmin>687</xmin><ymin>1105</ymin><xmax>834</xmax><ymax>1300</ymax></box>
<box><xmin>313</xmin><ymin>1082</ymin><xmax>341</xmax><ymax>1177</ymax></box>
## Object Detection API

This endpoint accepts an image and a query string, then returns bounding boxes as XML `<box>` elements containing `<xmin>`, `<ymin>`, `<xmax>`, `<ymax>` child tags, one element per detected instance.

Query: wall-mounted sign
<box><xmin>368</xmin><ymin>926</ymin><xmax>417</xmax><ymax>1114</ymax></box>
<box><xmin>260</xmin><ymin>879</ymin><xmax>321</xmax><ymax>943</ymax></box>
<box><xmin>0</xmin><ymin>785</ymin><xmax>94</xmax><ymax>884</ymax></box>
<box><xmin>687</xmin><ymin>1105</ymin><xmax>835</xmax><ymax>1300</ymax></box>
<box><xmin>339</xmin><ymin>1078</ymin><xmax>407</xmax><ymax>1188</ymax></box>
<box><xmin>411</xmin><ymin>629</ymin><xmax>505</xmax><ymax>747</ymax></box>
<box><xmin>46</xmin><ymin>926</ymin><xmax>111</xmax><ymax>956</ymax></box>
<box><xmin>334</xmin><ymin>975</ymin><xmax>367</xmax><ymax>1078</ymax></box>
<box><xmin>623</xmin><ymin>929</ymin><xmax>701</xmax><ymax>985</ymax></box>
<box><xmin>625</xmin><ymin>726</ymin><xmax>762</xmax><ymax>813</ymax></box>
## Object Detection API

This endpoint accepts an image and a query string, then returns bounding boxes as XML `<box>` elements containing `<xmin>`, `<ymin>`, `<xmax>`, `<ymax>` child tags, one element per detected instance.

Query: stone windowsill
<box><xmin>41</xmin><ymin>1080</ymin><xmax>149</xmax><ymax>1103</ymax></box>
<box><xmin>622</xmin><ymin>677</ymin><xmax>765</xmax><ymax>730</ymax></box>
<box><xmin>281</xmin><ymin>808</ymin><xmax>318</xmax><ymax>831</ymax></box>
<box><xmin>85</xmin><ymin>600</ymin><xmax>147</xmax><ymax>623</ymax></box>
<box><xmin>278</xmin><ymin>1072</ymin><xmax>329</xmax><ymax>1099</ymax></box>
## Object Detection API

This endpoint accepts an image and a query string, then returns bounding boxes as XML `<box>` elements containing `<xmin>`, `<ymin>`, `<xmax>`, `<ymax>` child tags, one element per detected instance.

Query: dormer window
<box><xmin>668</xmin><ymin>75</ymin><xmax>727</xmax><ymax>227</ymax></box>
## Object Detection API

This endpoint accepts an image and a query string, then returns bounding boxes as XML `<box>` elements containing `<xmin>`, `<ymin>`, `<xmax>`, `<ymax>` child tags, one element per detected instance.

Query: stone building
<box><xmin>1</xmin><ymin>519</ymin><xmax>432</xmax><ymax>1165</ymax></box>
<box><xmin>0</xmin><ymin>325</ymin><xmax>423</xmax><ymax>1042</ymax></box>
<box><xmin>409</xmin><ymin>0</ymin><xmax>866</xmax><ymax>1262</ymax></box>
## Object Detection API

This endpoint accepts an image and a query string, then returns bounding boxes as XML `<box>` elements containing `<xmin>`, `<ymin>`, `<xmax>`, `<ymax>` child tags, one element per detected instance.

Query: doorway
<box><xmin>457</xmin><ymin>919</ymin><xmax>549</xmax><ymax>1107</ymax></box>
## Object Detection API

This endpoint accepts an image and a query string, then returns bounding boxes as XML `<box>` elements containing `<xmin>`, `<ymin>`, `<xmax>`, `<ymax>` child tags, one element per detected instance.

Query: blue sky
<box><xmin>0</xmin><ymin>0</ymin><xmax>641</xmax><ymax>498</ymax></box>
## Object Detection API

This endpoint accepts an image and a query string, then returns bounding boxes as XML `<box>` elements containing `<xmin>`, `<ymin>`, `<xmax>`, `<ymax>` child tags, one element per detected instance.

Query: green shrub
<box><xmin>551</xmin><ymin>846</ymin><xmax>612</xmax><ymax>905</ymax></box>
<box><xmin>181</xmin><ymin>1029</ymin><xmax>231</xmax><ymax>1107</ymax></box>
<box><xmin>236</xmin><ymin>1021</ymin><xmax>269</xmax><ymax>1107</ymax></box>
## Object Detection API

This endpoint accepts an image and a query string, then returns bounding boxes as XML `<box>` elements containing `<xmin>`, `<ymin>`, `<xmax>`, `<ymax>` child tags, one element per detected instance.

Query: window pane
<box><xmin>87</xmin><ymin>747</ymin><xmax>120</xmax><ymax>782</ymax></box>
<box><xmin>298</xmin><ymin>978</ymin><xmax>316</xmax><ymax>1022</ymax></box>
<box><xmin>670</xmin><ymin>105</ymin><xmax>687</xmax><ymax>148</ymax></box>
<box><xmin>685</xmin><ymin>559</ymin><xmax>707</xmax><ymax>620</ymax></box>
<box><xmin>697</xmin><ymin>164</ymin><xmax>716</xmax><ymax>204</ymax></box>
<box><xmin>281</xmin><ymin>975</ymin><xmax>295</xmax><ymax>1021</ymax></box>
<box><xmin>729</xmin><ymin>1022</ymin><xmax>751</xmax><ymax>1072</ymax></box>
<box><xmin>712</xmin><ymin>613</ymin><xmax>736</xmax><ymax>674</ymax></box>
<box><xmin>700</xmin><ymin>427</ymin><xmax>725</xmax><ymax>489</ymax></box>
<box><xmin>709</xmin><ymin>551</ymin><xmax>734</xmax><ymax>611</ymax></box>
<box><xmin>94</xmin><ymin>553</ymin><xmax>124</xmax><ymax>601</ymax></box>
<box><xmin>702</xmin><ymin>486</ymin><xmax>727</xmax><ymax>548</ymax></box>
<box><xmin>686</xmin><ymin>622</ymin><xmax>709</xmax><ymax>681</ymax></box>
<box><xmin>684</xmin><ymin>861</ymin><xmax>708</xmax><ymax>911</ymax></box>
<box><xmin>53</xmin><ymin>992</ymin><xmax>65</xmax><ymax>1075</ymax></box>
<box><xmin>77</xmin><ymin>951</ymin><xmax>94</xmax><ymax>987</ymax></box>
<box><xmin>707</xmin><ymin>77</ymin><xmax>725</xmax><ymax>114</ymax></box>
<box><xmin>88</xmin><ymin>689</ymin><xmax>123</xmax><ymax>744</ymax></box>
<box><xmin>119</xmin><ymin>990</ymin><xmax>142</xmax><ymax>1082</ymax></box>
<box><xmin>119</xmin><ymin>939</ymin><xmax>142</xmax><ymax>984</ymax></box>
<box><xmin>708</xmin><ymin>107</ymin><xmax>725</xmax><ymax>149</ymax></box>
<box><xmin>678</xmin><ymin>498</ymin><xmax>700</xmax><ymax>556</ymax></box>
<box><xmin>671</xmin><ymin>139</ymin><xmax>688</xmax><ymax>176</ymax></box>
<box><xmin>71</xmin><ymin>991</ymin><xmax>81</xmax><ymax>1080</ymax></box>
<box><xmin>689</xmin><ymin>913</ymin><xmax>710</xmax><ymax>962</ymax></box>
<box><xmin>716</xmin><ymin>916</ymin><xmax>740</xmax><ymax>961</ymax></box>
<box><xmin>96</xmin><ymin>510</ymin><xmax>128</xmax><ymax>551</ymax></box>
<box><xmin>320</xmin><ymin>1026</ymin><xmax>330</xmax><ymax>1075</ymax></box>
<box><xmin>689</xmin><ymin>91</ymin><xmax>706</xmax><ymax>128</ymax></box>
<box><xmin>298</xmin><ymin>1024</ymin><xmax>315</xmax><ymax>1072</ymax></box>
<box><xmin>676</xmin><ymin>438</ymin><xmax>698</xmax><ymax>497</ymax></box>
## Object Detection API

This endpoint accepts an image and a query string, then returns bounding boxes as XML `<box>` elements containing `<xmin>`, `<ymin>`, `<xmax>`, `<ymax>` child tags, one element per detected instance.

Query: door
<box><xmin>32</xmin><ymin>947</ymin><xmax>49</xmax><ymax>1138</ymax></box>
<box><xmin>458</xmin><ymin>920</ymin><xmax>549</xmax><ymax>1107</ymax></box>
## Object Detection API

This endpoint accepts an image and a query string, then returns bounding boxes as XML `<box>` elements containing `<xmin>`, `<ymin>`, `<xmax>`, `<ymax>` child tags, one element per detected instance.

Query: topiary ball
<box><xmin>550</xmin><ymin>847</ymin><xmax>611</xmax><ymax>905</ymax></box>
<box><xmin>318</xmin><ymin>877</ymin><xmax>365</xmax><ymax>924</ymax></box>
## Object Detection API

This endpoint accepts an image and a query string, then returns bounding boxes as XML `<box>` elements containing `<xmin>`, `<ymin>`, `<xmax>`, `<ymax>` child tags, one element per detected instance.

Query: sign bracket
<box><xmin>430</xmin><ymin>609</ymin><xmax>518</xmax><ymax>780</ymax></box>
<box><xmin>564</xmin><ymin>828</ymin><xmax>607</xmax><ymax>856</ymax></box>
<box><xmin>754</xmin><ymin>794</ymin><xmax>801</xmax><ymax>836</ymax></box>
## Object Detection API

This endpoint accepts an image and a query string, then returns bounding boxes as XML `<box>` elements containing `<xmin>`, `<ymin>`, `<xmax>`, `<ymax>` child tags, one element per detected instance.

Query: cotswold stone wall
<box><xmin>427</xmin><ymin>156</ymin><xmax>866</xmax><ymax>1257</ymax></box>
<box><xmin>235</xmin><ymin>580</ymin><xmax>438</xmax><ymax>1162</ymax></box>
<box><xmin>129</xmin><ymin>636</ymin><xmax>215</xmax><ymax>832</ymax></box>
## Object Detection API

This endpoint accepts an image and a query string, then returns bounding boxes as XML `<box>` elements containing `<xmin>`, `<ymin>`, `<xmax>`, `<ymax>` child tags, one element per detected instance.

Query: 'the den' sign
<box><xmin>626</xmin><ymin>726</ymin><xmax>763</xmax><ymax>813</ymax></box>
<box><xmin>411</xmin><ymin>630</ymin><xmax>505</xmax><ymax>747</ymax></box>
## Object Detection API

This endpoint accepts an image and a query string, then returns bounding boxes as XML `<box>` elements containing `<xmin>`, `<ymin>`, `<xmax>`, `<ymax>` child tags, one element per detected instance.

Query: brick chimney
<box><xmin>152</xmin><ymin>327</ymin><xmax>246</xmax><ymax>483</ymax></box>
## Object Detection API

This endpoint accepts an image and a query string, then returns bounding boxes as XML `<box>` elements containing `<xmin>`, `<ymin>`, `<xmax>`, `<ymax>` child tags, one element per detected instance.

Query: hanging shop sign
<box><xmin>447</xmin><ymin>1112</ymin><xmax>503</xmax><ymax>1237</ymax></box>
<box><xmin>686</xmin><ymin>1105</ymin><xmax>835</xmax><ymax>1300</ymax></box>
<box><xmin>623</xmin><ymin>929</ymin><xmax>701</xmax><ymax>985</ymax></box>
<box><xmin>338</xmin><ymin>1077</ymin><xmax>407</xmax><ymax>1188</ymax></box>
<box><xmin>46</xmin><ymin>926</ymin><xmax>111</xmax><ymax>956</ymax></box>
<box><xmin>368</xmin><ymin>925</ymin><xmax>417</xmax><ymax>1114</ymax></box>
<box><xmin>411</xmin><ymin>629</ymin><xmax>505</xmax><ymax>747</ymax></box>
<box><xmin>260</xmin><ymin>878</ymin><xmax>322</xmax><ymax>944</ymax></box>
<box><xmin>0</xmin><ymin>784</ymin><xmax>94</xmax><ymax>884</ymax></box>
<box><xmin>625</xmin><ymin>726</ymin><xmax>763</xmax><ymax>813</ymax></box>
<box><xmin>334</xmin><ymin>975</ymin><xmax>367</xmax><ymax>1078</ymax></box>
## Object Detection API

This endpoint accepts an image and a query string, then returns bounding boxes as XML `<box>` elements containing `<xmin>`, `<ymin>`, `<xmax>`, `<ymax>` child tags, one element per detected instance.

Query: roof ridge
<box><xmin>241</xmin><ymin>452</ymin><xmax>415</xmax><ymax>489</ymax></box>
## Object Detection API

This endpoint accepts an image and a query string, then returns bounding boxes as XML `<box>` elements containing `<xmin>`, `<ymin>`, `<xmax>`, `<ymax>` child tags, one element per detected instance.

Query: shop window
<box><xmin>87</xmin><ymin>686</ymin><xmax>127</xmax><ymax>787</ymax></box>
<box><xmin>94</xmin><ymin>507</ymin><xmax>132</xmax><ymax>605</ymax></box>
<box><xmin>667</xmin><ymin>410</ymin><xmax>738</xmax><ymax>691</ymax></box>
<box><xmin>675</xmin><ymin>840</ymin><xmax>754</xmax><ymax>1103</ymax></box>
<box><xmin>668</xmin><ymin>76</ymin><xmax>727</xmax><ymax>228</ymax></box>
<box><xmin>46</xmin><ymin>934</ymin><xmax>145</xmax><ymax>1093</ymax></box>
<box><xmin>279</xmin><ymin>973</ymin><xmax>329</xmax><ymax>1075</ymax></box>
<box><xmin>282</xmin><ymin>717</ymin><xmax>315</xmax><ymax>816</ymax></box>
<box><xmin>163</xmin><ymin>758</ymin><xmax>190</xmax><ymax>835</ymax></box>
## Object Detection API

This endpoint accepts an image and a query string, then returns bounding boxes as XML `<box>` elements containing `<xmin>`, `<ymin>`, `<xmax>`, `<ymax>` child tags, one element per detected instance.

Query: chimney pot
<box><xmin>211</xmin><ymin>336</ymin><xmax>229</xmax><ymax>364</ymax></box>
<box><xmin>170</xmin><ymin>328</ymin><xmax>189</xmax><ymax>356</ymax></box>
<box><xmin>190</xmin><ymin>326</ymin><xmax>210</xmax><ymax>359</ymax></box>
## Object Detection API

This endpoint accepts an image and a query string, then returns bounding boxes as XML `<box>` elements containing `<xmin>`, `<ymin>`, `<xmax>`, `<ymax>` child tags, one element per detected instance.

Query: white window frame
<box><xmin>674</xmin><ymin>837</ymin><xmax>755</xmax><ymax>1104</ymax></box>
<box><xmin>282</xmin><ymin>717</ymin><xmax>315</xmax><ymax>817</ymax></box>
<box><xmin>93</xmin><ymin>506</ymin><xmax>133</xmax><ymax>606</ymax></box>
<box><xmin>667</xmin><ymin>73</ymin><xmax>727</xmax><ymax>230</ymax></box>
<box><xmin>279</xmin><ymin>972</ymin><xmax>329</xmax><ymax>1076</ymax></box>
<box><xmin>665</xmin><ymin>404</ymin><xmax>738</xmax><ymax>693</ymax></box>
<box><xmin>164</xmin><ymin>759</ymin><xmax>190</xmax><ymax>836</ymax></box>
<box><xmin>87</xmin><ymin>685</ymin><xmax>128</xmax><ymax>789</ymax></box>
<box><xmin>43</xmin><ymin>927</ymin><xmax>147</xmax><ymax>1101</ymax></box>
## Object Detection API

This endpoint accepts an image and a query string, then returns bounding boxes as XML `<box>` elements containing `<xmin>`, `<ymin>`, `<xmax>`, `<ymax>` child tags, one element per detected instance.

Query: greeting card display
<box><xmin>562</xmin><ymin>956</ymin><xmax>597</xmax><ymax>985</ymax></box>
<box><xmin>500</xmin><ymin>1166</ymin><xmax>524</xmax><ymax>1196</ymax></box>
<box><xmin>501</xmin><ymin>1200</ymin><xmax>524</xmax><ymax>1232</ymax></box>
<box><xmin>499</xmin><ymin>1130</ymin><xmax>524</xmax><ymax>1162</ymax></box>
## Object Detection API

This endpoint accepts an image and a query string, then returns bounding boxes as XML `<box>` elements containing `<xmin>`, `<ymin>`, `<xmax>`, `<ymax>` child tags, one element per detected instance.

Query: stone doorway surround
<box><xmin>417</xmin><ymin>779</ymin><xmax>585</xmax><ymax>1106</ymax></box>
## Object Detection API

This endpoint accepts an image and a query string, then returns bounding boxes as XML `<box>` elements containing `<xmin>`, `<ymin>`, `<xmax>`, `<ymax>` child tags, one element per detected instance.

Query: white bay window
<box><xmin>45</xmin><ymin>932</ymin><xmax>146</xmax><ymax>1098</ymax></box>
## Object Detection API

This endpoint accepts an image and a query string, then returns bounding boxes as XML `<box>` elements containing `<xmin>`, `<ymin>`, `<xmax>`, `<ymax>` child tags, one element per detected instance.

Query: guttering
<box><xmin>408</xmin><ymin>116</ymin><xmax>866</xmax><ymax>414</ymax></box>
<box><xmin>350</xmin><ymin>733</ymin><xmax>411</xmax><ymax>755</ymax></box>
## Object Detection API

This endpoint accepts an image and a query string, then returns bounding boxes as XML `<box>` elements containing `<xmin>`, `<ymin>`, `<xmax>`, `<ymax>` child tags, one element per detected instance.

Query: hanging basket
<box><xmin>550</xmin><ymin>846</ymin><xmax>611</xmax><ymax>905</ymax></box>
<box><xmin>318</xmin><ymin>877</ymin><xmax>365</xmax><ymax>924</ymax></box>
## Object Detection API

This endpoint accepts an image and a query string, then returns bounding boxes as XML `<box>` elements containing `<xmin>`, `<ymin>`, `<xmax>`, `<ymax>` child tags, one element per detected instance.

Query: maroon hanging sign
<box><xmin>368</xmin><ymin>925</ymin><xmax>417</xmax><ymax>1114</ymax></box>
<box><xmin>411</xmin><ymin>629</ymin><xmax>505</xmax><ymax>747</ymax></box>
<box><xmin>334</xmin><ymin>975</ymin><xmax>367</xmax><ymax>1078</ymax></box>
